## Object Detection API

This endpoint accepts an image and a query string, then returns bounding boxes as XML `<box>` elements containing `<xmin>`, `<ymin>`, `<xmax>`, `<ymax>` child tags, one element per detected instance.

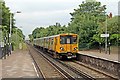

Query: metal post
<box><xmin>9</xmin><ymin>11</ymin><xmax>21</xmax><ymax>52</ymax></box>
<box><xmin>99</xmin><ymin>42</ymin><xmax>101</xmax><ymax>53</ymax></box>
<box><xmin>4</xmin><ymin>36</ymin><xmax>6</xmax><ymax>59</ymax></box>
<box><xmin>16</xmin><ymin>28</ymin><xmax>17</xmax><ymax>49</ymax></box>
<box><xmin>5</xmin><ymin>31</ymin><xmax>9</xmax><ymax>56</ymax></box>
<box><xmin>9</xmin><ymin>13</ymin><xmax>12</xmax><ymax>54</ymax></box>
<box><xmin>0</xmin><ymin>26</ymin><xmax>2</xmax><ymax>59</ymax></box>
<box><xmin>10</xmin><ymin>13</ymin><xmax>12</xmax><ymax>39</ymax></box>
<box><xmin>0</xmin><ymin>1</ymin><xmax>3</xmax><ymax>59</ymax></box>
<box><xmin>109</xmin><ymin>42</ymin><xmax>110</xmax><ymax>54</ymax></box>
<box><xmin>105</xmin><ymin>15</ymin><xmax>108</xmax><ymax>54</ymax></box>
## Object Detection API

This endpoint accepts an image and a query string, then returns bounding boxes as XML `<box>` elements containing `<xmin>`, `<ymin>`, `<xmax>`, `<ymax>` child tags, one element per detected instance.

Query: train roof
<box><xmin>59</xmin><ymin>33</ymin><xmax>77</xmax><ymax>36</ymax></box>
<box><xmin>34</xmin><ymin>33</ymin><xmax>77</xmax><ymax>40</ymax></box>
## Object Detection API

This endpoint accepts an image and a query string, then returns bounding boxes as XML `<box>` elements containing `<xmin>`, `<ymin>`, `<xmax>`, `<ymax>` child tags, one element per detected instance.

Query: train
<box><xmin>33</xmin><ymin>33</ymin><xmax>78</xmax><ymax>59</ymax></box>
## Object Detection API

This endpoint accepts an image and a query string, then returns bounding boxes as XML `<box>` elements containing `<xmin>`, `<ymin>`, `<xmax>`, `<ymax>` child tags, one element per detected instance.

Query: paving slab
<box><xmin>2</xmin><ymin>50</ymin><xmax>38</xmax><ymax>78</ymax></box>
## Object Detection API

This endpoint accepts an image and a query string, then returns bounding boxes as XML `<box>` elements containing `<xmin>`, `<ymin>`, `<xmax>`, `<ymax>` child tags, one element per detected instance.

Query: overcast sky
<box><xmin>4</xmin><ymin>0</ymin><xmax>119</xmax><ymax>39</ymax></box>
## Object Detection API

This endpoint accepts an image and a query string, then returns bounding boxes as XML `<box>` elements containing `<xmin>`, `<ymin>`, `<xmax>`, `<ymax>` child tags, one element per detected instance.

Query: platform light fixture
<box><xmin>9</xmin><ymin>11</ymin><xmax>21</xmax><ymax>52</ymax></box>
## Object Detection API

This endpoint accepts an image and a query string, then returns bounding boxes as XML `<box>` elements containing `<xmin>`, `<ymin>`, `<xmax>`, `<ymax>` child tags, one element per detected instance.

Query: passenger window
<box><xmin>51</xmin><ymin>39</ymin><xmax>53</xmax><ymax>45</ymax></box>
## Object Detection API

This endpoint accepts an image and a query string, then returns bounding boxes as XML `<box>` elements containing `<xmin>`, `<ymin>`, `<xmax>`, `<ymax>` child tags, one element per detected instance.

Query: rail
<box><xmin>77</xmin><ymin>53</ymin><xmax>120</xmax><ymax>79</ymax></box>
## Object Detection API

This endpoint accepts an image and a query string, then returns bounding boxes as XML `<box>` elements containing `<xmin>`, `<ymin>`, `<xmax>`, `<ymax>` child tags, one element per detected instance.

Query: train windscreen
<box><xmin>60</xmin><ymin>35</ymin><xmax>77</xmax><ymax>44</ymax></box>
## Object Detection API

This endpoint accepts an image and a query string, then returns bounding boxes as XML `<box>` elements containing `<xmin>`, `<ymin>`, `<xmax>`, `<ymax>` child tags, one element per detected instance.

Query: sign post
<box><xmin>101</xmin><ymin>34</ymin><xmax>109</xmax><ymax>54</ymax></box>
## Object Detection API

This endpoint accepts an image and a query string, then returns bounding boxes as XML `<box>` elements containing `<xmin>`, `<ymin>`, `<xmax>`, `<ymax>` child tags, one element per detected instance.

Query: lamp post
<box><xmin>0</xmin><ymin>0</ymin><xmax>2</xmax><ymax>25</ymax></box>
<box><xmin>9</xmin><ymin>11</ymin><xmax>21</xmax><ymax>52</ymax></box>
<box><xmin>105</xmin><ymin>15</ymin><xmax>108</xmax><ymax>54</ymax></box>
<box><xmin>15</xmin><ymin>27</ymin><xmax>17</xmax><ymax>44</ymax></box>
<box><xmin>0</xmin><ymin>26</ymin><xmax>2</xmax><ymax>58</ymax></box>
<box><xmin>100</xmin><ymin>12</ymin><xmax>110</xmax><ymax>54</ymax></box>
<box><xmin>0</xmin><ymin>0</ymin><xmax>3</xmax><ymax>59</ymax></box>
<box><xmin>9</xmin><ymin>11</ymin><xmax>21</xmax><ymax>39</ymax></box>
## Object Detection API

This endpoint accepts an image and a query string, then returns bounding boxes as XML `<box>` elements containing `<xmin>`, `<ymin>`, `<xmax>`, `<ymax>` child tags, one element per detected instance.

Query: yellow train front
<box><xmin>34</xmin><ymin>33</ymin><xmax>78</xmax><ymax>59</ymax></box>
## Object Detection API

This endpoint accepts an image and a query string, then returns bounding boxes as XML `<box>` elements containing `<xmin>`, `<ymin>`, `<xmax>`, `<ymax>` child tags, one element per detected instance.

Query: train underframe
<box><xmin>53</xmin><ymin>52</ymin><xmax>76</xmax><ymax>59</ymax></box>
<box><xmin>34</xmin><ymin>45</ymin><xmax>77</xmax><ymax>59</ymax></box>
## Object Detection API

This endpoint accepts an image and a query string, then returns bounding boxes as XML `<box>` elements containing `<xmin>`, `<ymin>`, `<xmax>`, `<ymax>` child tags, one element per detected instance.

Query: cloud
<box><xmin>5</xmin><ymin>0</ymin><xmax>119</xmax><ymax>38</ymax></box>
<box><xmin>15</xmin><ymin>9</ymin><xmax>72</xmax><ymax>26</ymax></box>
<box><xmin>15</xmin><ymin>9</ymin><xmax>72</xmax><ymax>37</ymax></box>
<box><xmin>5</xmin><ymin>0</ymin><xmax>81</xmax><ymax>12</ymax></box>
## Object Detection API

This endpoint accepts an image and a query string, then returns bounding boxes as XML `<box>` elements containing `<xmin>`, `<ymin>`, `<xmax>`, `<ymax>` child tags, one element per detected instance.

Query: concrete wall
<box><xmin>77</xmin><ymin>53</ymin><xmax>120</xmax><ymax>79</ymax></box>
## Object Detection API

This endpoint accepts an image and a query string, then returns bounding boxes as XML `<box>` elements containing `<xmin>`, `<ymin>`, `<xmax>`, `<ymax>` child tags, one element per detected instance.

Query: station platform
<box><xmin>78</xmin><ymin>49</ymin><xmax>119</xmax><ymax>62</ymax></box>
<box><xmin>1</xmin><ymin>50</ymin><xmax>38</xmax><ymax>79</ymax></box>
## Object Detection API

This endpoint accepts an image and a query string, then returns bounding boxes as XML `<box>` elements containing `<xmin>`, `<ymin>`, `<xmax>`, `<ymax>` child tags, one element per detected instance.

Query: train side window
<box><xmin>51</xmin><ymin>39</ymin><xmax>54</xmax><ymax>45</ymax></box>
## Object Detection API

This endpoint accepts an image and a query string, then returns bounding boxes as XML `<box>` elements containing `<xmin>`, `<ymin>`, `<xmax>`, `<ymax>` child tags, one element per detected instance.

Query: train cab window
<box><xmin>60</xmin><ymin>35</ymin><xmax>77</xmax><ymax>44</ymax></box>
<box><xmin>60</xmin><ymin>36</ymin><xmax>66</xmax><ymax>44</ymax></box>
<box><xmin>67</xmin><ymin>38</ymin><xmax>70</xmax><ymax>44</ymax></box>
<box><xmin>71</xmin><ymin>37</ymin><xmax>77</xmax><ymax>44</ymax></box>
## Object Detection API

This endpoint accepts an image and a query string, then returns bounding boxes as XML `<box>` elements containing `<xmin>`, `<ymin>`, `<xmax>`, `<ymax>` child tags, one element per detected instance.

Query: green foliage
<box><xmin>32</xmin><ymin>23</ymin><xmax>67</xmax><ymax>39</ymax></box>
<box><xmin>110</xmin><ymin>34</ymin><xmax>120</xmax><ymax>45</ymax></box>
<box><xmin>22</xmin><ymin>42</ymin><xmax>28</xmax><ymax>50</ymax></box>
<box><xmin>12</xmin><ymin>28</ymin><xmax>25</xmax><ymax>39</ymax></box>
<box><xmin>94</xmin><ymin>16</ymin><xmax>119</xmax><ymax>45</ymax></box>
<box><xmin>0</xmin><ymin>1</ymin><xmax>25</xmax><ymax>50</ymax></box>
<box><xmin>28</xmin><ymin>34</ymin><xmax>33</xmax><ymax>43</ymax></box>
<box><xmin>30</xmin><ymin>1</ymin><xmax>119</xmax><ymax>50</ymax></box>
<box><xmin>11</xmin><ymin>29</ymin><xmax>24</xmax><ymax>50</ymax></box>
<box><xmin>86</xmin><ymin>0</ymin><xmax>96</xmax><ymax>2</ymax></box>
<box><xmin>68</xmin><ymin>1</ymin><xmax>106</xmax><ymax>49</ymax></box>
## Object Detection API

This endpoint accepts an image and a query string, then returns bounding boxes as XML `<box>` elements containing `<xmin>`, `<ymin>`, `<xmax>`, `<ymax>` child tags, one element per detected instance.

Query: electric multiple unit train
<box><xmin>33</xmin><ymin>33</ymin><xmax>78</xmax><ymax>59</ymax></box>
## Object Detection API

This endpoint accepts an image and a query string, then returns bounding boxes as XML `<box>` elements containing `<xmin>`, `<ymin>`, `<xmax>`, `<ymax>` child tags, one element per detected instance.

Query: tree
<box><xmin>95</xmin><ymin>16</ymin><xmax>120</xmax><ymax>45</ymax></box>
<box><xmin>28</xmin><ymin>34</ymin><xmax>33</xmax><ymax>42</ymax></box>
<box><xmin>32</xmin><ymin>23</ymin><xmax>67</xmax><ymax>39</ymax></box>
<box><xmin>68</xmin><ymin>1</ymin><xmax>106</xmax><ymax>49</ymax></box>
<box><xmin>0</xmin><ymin>1</ymin><xmax>25</xmax><ymax>50</ymax></box>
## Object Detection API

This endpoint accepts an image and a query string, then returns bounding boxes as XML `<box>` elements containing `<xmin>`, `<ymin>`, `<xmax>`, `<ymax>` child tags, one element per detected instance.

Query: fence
<box><xmin>0</xmin><ymin>44</ymin><xmax>11</xmax><ymax>59</ymax></box>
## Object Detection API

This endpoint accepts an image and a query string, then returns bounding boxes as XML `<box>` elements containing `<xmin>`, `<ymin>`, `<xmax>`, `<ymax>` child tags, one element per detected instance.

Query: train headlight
<box><xmin>60</xmin><ymin>47</ymin><xmax>64</xmax><ymax>51</ymax></box>
<box><xmin>74</xmin><ymin>47</ymin><xmax>78</xmax><ymax>50</ymax></box>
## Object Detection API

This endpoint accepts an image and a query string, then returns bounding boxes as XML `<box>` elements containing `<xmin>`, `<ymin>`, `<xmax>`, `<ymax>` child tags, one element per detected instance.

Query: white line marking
<box><xmin>32</xmin><ymin>62</ymin><xmax>39</xmax><ymax>77</ymax></box>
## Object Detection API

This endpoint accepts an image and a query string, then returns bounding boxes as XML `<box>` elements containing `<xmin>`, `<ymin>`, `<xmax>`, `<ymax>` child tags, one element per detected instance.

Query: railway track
<box><xmin>60</xmin><ymin>60</ymin><xmax>117</xmax><ymax>80</ymax></box>
<box><xmin>27</xmin><ymin>45</ymin><xmax>78</xmax><ymax>80</ymax></box>
<box><xmin>77</xmin><ymin>53</ymin><xmax>119</xmax><ymax>79</ymax></box>
<box><xmin>38</xmin><ymin>48</ymin><xmax>117</xmax><ymax>80</ymax></box>
<box><xmin>28</xmin><ymin>44</ymin><xmax>117</xmax><ymax>80</ymax></box>
<box><xmin>41</xmin><ymin>48</ymin><xmax>117</xmax><ymax>80</ymax></box>
<box><xmin>33</xmin><ymin>47</ymin><xmax>96</xmax><ymax>80</ymax></box>
<box><xmin>74</xmin><ymin>61</ymin><xmax>118</xmax><ymax>79</ymax></box>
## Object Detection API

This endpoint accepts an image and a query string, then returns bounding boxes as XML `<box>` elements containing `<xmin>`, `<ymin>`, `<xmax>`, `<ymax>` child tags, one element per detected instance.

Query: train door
<box><xmin>71</xmin><ymin>36</ymin><xmax>78</xmax><ymax>53</ymax></box>
<box><xmin>53</xmin><ymin>37</ymin><xmax>57</xmax><ymax>51</ymax></box>
<box><xmin>66</xmin><ymin>36</ymin><xmax>72</xmax><ymax>52</ymax></box>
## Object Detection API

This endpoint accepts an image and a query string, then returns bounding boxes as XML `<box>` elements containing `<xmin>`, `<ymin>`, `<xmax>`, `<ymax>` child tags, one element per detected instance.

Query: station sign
<box><xmin>9</xmin><ymin>34</ymin><xmax>11</xmax><ymax>37</ymax></box>
<box><xmin>100</xmin><ymin>34</ymin><xmax>109</xmax><ymax>37</ymax></box>
<box><xmin>0</xmin><ymin>42</ymin><xmax>4</xmax><ymax>47</ymax></box>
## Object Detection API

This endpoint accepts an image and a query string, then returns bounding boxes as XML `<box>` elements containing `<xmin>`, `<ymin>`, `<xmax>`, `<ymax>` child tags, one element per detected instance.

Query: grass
<box><xmin>22</xmin><ymin>42</ymin><xmax>28</xmax><ymax>50</ymax></box>
<box><xmin>12</xmin><ymin>42</ymin><xmax>28</xmax><ymax>51</ymax></box>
